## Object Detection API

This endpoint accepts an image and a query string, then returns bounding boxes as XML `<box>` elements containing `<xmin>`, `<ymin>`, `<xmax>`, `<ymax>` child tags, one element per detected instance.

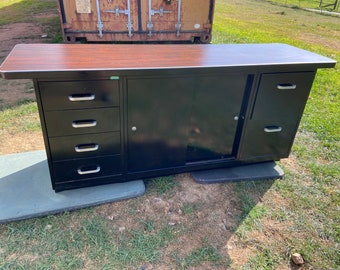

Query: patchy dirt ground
<box><xmin>0</xmin><ymin>23</ymin><xmax>43</xmax><ymax>108</ymax></box>
<box><xmin>0</xmin><ymin>22</ymin><xmax>49</xmax><ymax>154</ymax></box>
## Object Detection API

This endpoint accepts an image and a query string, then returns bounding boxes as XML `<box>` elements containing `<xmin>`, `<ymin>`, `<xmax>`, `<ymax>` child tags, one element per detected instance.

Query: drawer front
<box><xmin>45</xmin><ymin>108</ymin><xmax>120</xmax><ymax>137</ymax></box>
<box><xmin>52</xmin><ymin>155</ymin><xmax>122</xmax><ymax>183</ymax></box>
<box><xmin>251</xmin><ymin>72</ymin><xmax>316</xmax><ymax>122</ymax></box>
<box><xmin>49</xmin><ymin>132</ymin><xmax>121</xmax><ymax>161</ymax></box>
<box><xmin>39</xmin><ymin>80</ymin><xmax>119</xmax><ymax>110</ymax></box>
<box><xmin>238</xmin><ymin>119</ymin><xmax>298</xmax><ymax>160</ymax></box>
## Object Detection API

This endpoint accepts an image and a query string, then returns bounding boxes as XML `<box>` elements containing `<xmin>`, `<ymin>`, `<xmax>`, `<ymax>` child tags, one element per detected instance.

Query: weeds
<box><xmin>146</xmin><ymin>175</ymin><xmax>178</xmax><ymax>195</ymax></box>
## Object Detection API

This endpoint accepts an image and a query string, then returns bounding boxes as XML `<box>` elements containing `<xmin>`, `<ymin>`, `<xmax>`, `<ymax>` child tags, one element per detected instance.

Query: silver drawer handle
<box><xmin>72</xmin><ymin>120</ymin><xmax>97</xmax><ymax>128</ymax></box>
<box><xmin>277</xmin><ymin>84</ymin><xmax>296</xmax><ymax>90</ymax></box>
<box><xmin>77</xmin><ymin>166</ymin><xmax>101</xmax><ymax>175</ymax></box>
<box><xmin>264</xmin><ymin>126</ymin><xmax>282</xmax><ymax>133</ymax></box>
<box><xmin>68</xmin><ymin>94</ymin><xmax>95</xmax><ymax>102</ymax></box>
<box><xmin>75</xmin><ymin>143</ymin><xmax>99</xmax><ymax>153</ymax></box>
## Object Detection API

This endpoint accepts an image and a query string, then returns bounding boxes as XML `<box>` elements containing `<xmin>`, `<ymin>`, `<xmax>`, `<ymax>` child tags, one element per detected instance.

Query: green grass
<box><xmin>0</xmin><ymin>211</ymin><xmax>178</xmax><ymax>269</ymax></box>
<box><xmin>0</xmin><ymin>0</ymin><xmax>57</xmax><ymax>26</ymax></box>
<box><xmin>213</xmin><ymin>0</ymin><xmax>340</xmax><ymax>157</ymax></box>
<box><xmin>174</xmin><ymin>238</ymin><xmax>228</xmax><ymax>269</ymax></box>
<box><xmin>267</xmin><ymin>0</ymin><xmax>339</xmax><ymax>11</ymax></box>
<box><xmin>0</xmin><ymin>0</ymin><xmax>62</xmax><ymax>43</ymax></box>
<box><xmin>0</xmin><ymin>102</ymin><xmax>40</xmax><ymax>133</ymax></box>
<box><xmin>146</xmin><ymin>175</ymin><xmax>179</xmax><ymax>195</ymax></box>
<box><xmin>212</xmin><ymin>2</ymin><xmax>339</xmax><ymax>268</ymax></box>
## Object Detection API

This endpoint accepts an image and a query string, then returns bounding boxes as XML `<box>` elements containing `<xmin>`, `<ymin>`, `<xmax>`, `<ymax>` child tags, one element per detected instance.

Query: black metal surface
<box><xmin>208</xmin><ymin>0</ymin><xmax>215</xmax><ymax>23</ymax></box>
<box><xmin>191</xmin><ymin>161</ymin><xmax>283</xmax><ymax>184</ymax></box>
<box><xmin>58</xmin><ymin>0</ymin><xmax>66</xmax><ymax>24</ymax></box>
<box><xmin>44</xmin><ymin>107</ymin><xmax>120</xmax><ymax>137</ymax></box>
<box><xmin>39</xmin><ymin>80</ymin><xmax>119</xmax><ymax>111</ymax></box>
<box><xmin>238</xmin><ymin>71</ymin><xmax>316</xmax><ymax>161</ymax></box>
<box><xmin>251</xmin><ymin>72</ymin><xmax>316</xmax><ymax>120</ymax></box>
<box><xmin>127</xmin><ymin>76</ymin><xmax>194</xmax><ymax>172</ymax></box>
<box><xmin>49</xmin><ymin>132</ymin><xmax>121</xmax><ymax>161</ymax></box>
<box><xmin>53</xmin><ymin>155</ymin><xmax>122</xmax><ymax>183</ymax></box>
<box><xmin>187</xmin><ymin>73</ymin><xmax>248</xmax><ymax>162</ymax></box>
<box><xmin>137</xmin><ymin>0</ymin><xmax>142</xmax><ymax>33</ymax></box>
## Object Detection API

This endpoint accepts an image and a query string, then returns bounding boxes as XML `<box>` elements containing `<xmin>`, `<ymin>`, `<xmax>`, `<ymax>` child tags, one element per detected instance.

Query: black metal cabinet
<box><xmin>1</xmin><ymin>44</ymin><xmax>334</xmax><ymax>192</ymax></box>
<box><xmin>34</xmin><ymin>71</ymin><xmax>319</xmax><ymax>190</ymax></box>
<box><xmin>238</xmin><ymin>72</ymin><xmax>316</xmax><ymax>161</ymax></box>
<box><xmin>33</xmin><ymin>70</ymin><xmax>322</xmax><ymax>191</ymax></box>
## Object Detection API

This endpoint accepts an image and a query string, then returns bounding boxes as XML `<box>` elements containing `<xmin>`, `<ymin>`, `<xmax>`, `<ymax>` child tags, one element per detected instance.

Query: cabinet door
<box><xmin>127</xmin><ymin>76</ymin><xmax>193</xmax><ymax>172</ymax></box>
<box><xmin>238</xmin><ymin>72</ymin><xmax>316</xmax><ymax>161</ymax></box>
<box><xmin>187</xmin><ymin>74</ymin><xmax>248</xmax><ymax>162</ymax></box>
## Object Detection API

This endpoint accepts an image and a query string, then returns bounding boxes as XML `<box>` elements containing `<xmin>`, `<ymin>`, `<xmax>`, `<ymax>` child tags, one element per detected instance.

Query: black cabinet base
<box><xmin>191</xmin><ymin>161</ymin><xmax>283</xmax><ymax>184</ymax></box>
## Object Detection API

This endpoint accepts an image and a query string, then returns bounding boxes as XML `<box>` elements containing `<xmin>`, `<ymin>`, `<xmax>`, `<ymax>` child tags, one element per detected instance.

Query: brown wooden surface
<box><xmin>0</xmin><ymin>43</ymin><xmax>336</xmax><ymax>79</ymax></box>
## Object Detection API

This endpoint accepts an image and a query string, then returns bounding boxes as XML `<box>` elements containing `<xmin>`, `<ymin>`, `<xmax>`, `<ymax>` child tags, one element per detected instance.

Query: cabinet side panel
<box><xmin>33</xmin><ymin>79</ymin><xmax>55</xmax><ymax>188</ymax></box>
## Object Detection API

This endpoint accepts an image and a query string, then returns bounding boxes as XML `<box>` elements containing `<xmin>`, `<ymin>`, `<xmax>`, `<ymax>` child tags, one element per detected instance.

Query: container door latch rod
<box><xmin>147</xmin><ymin>0</ymin><xmax>172</xmax><ymax>37</ymax></box>
<box><xmin>95</xmin><ymin>0</ymin><xmax>104</xmax><ymax>38</ymax></box>
<box><xmin>106</xmin><ymin>0</ymin><xmax>133</xmax><ymax>37</ymax></box>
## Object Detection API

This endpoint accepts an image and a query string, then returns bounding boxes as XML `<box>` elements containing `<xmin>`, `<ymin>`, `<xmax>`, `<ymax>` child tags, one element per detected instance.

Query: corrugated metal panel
<box><xmin>57</xmin><ymin>0</ymin><xmax>215</xmax><ymax>43</ymax></box>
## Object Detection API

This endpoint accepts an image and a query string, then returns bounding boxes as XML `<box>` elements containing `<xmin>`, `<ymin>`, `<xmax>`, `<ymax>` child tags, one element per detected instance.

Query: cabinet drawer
<box><xmin>252</xmin><ymin>72</ymin><xmax>315</xmax><ymax>121</ymax></box>
<box><xmin>49</xmin><ymin>132</ymin><xmax>121</xmax><ymax>161</ymax></box>
<box><xmin>52</xmin><ymin>155</ymin><xmax>122</xmax><ymax>183</ymax></box>
<box><xmin>238</xmin><ymin>119</ymin><xmax>298</xmax><ymax>160</ymax></box>
<box><xmin>39</xmin><ymin>80</ymin><xmax>119</xmax><ymax>110</ymax></box>
<box><xmin>45</xmin><ymin>108</ymin><xmax>120</xmax><ymax>137</ymax></box>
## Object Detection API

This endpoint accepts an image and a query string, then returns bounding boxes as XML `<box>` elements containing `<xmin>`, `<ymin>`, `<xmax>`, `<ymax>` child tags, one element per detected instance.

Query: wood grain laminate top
<box><xmin>0</xmin><ymin>43</ymin><xmax>336</xmax><ymax>79</ymax></box>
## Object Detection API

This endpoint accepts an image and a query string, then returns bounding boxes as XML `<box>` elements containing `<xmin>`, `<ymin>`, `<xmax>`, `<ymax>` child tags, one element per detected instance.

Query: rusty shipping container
<box><xmin>57</xmin><ymin>0</ymin><xmax>215</xmax><ymax>43</ymax></box>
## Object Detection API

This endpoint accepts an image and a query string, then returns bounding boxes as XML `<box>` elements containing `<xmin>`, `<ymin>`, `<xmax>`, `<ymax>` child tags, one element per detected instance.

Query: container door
<box><xmin>141</xmin><ymin>0</ymin><xmax>179</xmax><ymax>37</ymax></box>
<box><xmin>60</xmin><ymin>0</ymin><xmax>138</xmax><ymax>40</ymax></box>
<box><xmin>181</xmin><ymin>0</ymin><xmax>213</xmax><ymax>41</ymax></box>
<box><xmin>127</xmin><ymin>76</ymin><xmax>193</xmax><ymax>172</ymax></box>
<box><xmin>101</xmin><ymin>0</ymin><xmax>137</xmax><ymax>37</ymax></box>
<box><xmin>140</xmin><ymin>0</ymin><xmax>213</xmax><ymax>40</ymax></box>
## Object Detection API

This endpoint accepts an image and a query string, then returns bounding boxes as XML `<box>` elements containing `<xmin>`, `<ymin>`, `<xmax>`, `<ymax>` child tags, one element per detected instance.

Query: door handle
<box><xmin>77</xmin><ymin>166</ymin><xmax>101</xmax><ymax>175</ymax></box>
<box><xmin>72</xmin><ymin>120</ymin><xmax>97</xmax><ymax>128</ymax></box>
<box><xmin>277</xmin><ymin>84</ymin><xmax>296</xmax><ymax>90</ymax></box>
<box><xmin>75</xmin><ymin>143</ymin><xmax>99</xmax><ymax>153</ymax></box>
<box><xmin>68</xmin><ymin>93</ymin><xmax>95</xmax><ymax>101</ymax></box>
<box><xmin>264</xmin><ymin>126</ymin><xmax>282</xmax><ymax>133</ymax></box>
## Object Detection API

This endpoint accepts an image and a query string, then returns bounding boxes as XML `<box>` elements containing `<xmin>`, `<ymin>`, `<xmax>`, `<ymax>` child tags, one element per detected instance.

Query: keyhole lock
<box><xmin>131</xmin><ymin>126</ymin><xmax>137</xmax><ymax>131</ymax></box>
<box><xmin>234</xmin><ymin>116</ymin><xmax>244</xmax><ymax>121</ymax></box>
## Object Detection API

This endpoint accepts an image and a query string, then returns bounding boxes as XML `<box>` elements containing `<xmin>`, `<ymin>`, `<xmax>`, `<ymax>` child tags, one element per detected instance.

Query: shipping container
<box><xmin>57</xmin><ymin>0</ymin><xmax>215</xmax><ymax>43</ymax></box>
